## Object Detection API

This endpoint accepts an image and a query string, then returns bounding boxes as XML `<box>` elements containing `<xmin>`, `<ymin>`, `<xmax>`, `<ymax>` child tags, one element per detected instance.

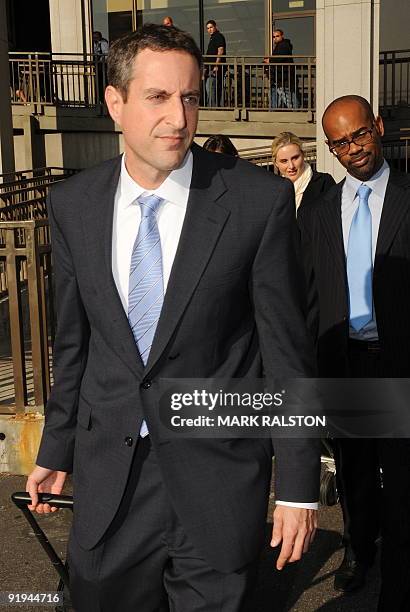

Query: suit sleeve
<box><xmin>36</xmin><ymin>191</ymin><xmax>90</xmax><ymax>473</ymax></box>
<box><xmin>251</xmin><ymin>178</ymin><xmax>321</xmax><ymax>503</ymax></box>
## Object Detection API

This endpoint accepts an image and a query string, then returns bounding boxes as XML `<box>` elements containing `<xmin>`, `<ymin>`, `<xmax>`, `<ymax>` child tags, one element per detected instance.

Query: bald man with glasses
<box><xmin>298</xmin><ymin>95</ymin><xmax>410</xmax><ymax>611</ymax></box>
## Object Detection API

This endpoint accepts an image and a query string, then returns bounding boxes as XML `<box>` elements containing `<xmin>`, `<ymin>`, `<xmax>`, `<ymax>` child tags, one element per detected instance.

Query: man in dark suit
<box><xmin>298</xmin><ymin>95</ymin><xmax>410</xmax><ymax>610</ymax></box>
<box><xmin>26</xmin><ymin>25</ymin><xmax>320</xmax><ymax>612</ymax></box>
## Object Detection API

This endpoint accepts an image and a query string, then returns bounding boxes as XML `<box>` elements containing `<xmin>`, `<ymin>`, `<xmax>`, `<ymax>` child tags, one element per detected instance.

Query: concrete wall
<box><xmin>380</xmin><ymin>0</ymin><xmax>410</xmax><ymax>51</ymax></box>
<box><xmin>316</xmin><ymin>0</ymin><xmax>380</xmax><ymax>180</ymax></box>
<box><xmin>49</xmin><ymin>0</ymin><xmax>92</xmax><ymax>54</ymax></box>
<box><xmin>45</xmin><ymin>132</ymin><xmax>121</xmax><ymax>169</ymax></box>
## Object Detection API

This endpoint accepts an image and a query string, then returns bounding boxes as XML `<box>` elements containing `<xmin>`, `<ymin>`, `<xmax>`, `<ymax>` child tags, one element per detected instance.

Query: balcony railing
<box><xmin>9</xmin><ymin>52</ymin><xmax>316</xmax><ymax>114</ymax></box>
<box><xmin>202</xmin><ymin>56</ymin><xmax>315</xmax><ymax>112</ymax></box>
<box><xmin>0</xmin><ymin>168</ymin><xmax>76</xmax><ymax>222</ymax></box>
<box><xmin>0</xmin><ymin>169</ymin><xmax>76</xmax><ymax>413</ymax></box>
<box><xmin>379</xmin><ymin>49</ymin><xmax>410</xmax><ymax>113</ymax></box>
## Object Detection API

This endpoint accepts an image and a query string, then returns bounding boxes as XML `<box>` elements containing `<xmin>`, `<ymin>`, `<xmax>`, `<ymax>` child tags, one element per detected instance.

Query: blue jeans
<box><xmin>270</xmin><ymin>84</ymin><xmax>299</xmax><ymax>109</ymax></box>
<box><xmin>206</xmin><ymin>73</ymin><xmax>224</xmax><ymax>107</ymax></box>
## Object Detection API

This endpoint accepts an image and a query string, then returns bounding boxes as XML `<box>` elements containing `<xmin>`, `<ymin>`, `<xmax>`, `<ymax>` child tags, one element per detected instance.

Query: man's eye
<box><xmin>182</xmin><ymin>95</ymin><xmax>199</xmax><ymax>106</ymax></box>
<box><xmin>149</xmin><ymin>94</ymin><xmax>165</xmax><ymax>102</ymax></box>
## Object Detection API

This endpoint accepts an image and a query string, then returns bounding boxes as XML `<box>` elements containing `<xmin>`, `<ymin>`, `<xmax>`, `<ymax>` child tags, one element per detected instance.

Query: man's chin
<box><xmin>348</xmin><ymin>159</ymin><xmax>375</xmax><ymax>181</ymax></box>
<box><xmin>158</xmin><ymin>148</ymin><xmax>190</xmax><ymax>171</ymax></box>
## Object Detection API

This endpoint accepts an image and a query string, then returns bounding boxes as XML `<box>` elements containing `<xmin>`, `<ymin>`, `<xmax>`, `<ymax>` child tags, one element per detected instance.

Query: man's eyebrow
<box><xmin>182</xmin><ymin>89</ymin><xmax>201</xmax><ymax>97</ymax></box>
<box><xmin>331</xmin><ymin>126</ymin><xmax>370</xmax><ymax>144</ymax></box>
<box><xmin>143</xmin><ymin>88</ymin><xmax>201</xmax><ymax>96</ymax></box>
<box><xmin>144</xmin><ymin>88</ymin><xmax>170</xmax><ymax>96</ymax></box>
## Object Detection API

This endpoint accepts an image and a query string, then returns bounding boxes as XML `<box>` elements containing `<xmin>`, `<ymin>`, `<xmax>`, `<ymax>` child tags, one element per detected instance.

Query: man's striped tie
<box><xmin>128</xmin><ymin>194</ymin><xmax>164</xmax><ymax>436</ymax></box>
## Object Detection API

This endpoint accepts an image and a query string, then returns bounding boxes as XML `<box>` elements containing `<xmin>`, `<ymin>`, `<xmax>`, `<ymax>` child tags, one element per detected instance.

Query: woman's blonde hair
<box><xmin>271</xmin><ymin>132</ymin><xmax>304</xmax><ymax>164</ymax></box>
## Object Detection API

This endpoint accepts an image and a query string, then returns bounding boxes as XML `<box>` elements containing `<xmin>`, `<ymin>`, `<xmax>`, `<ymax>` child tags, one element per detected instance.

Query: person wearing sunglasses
<box><xmin>298</xmin><ymin>95</ymin><xmax>410</xmax><ymax>611</ymax></box>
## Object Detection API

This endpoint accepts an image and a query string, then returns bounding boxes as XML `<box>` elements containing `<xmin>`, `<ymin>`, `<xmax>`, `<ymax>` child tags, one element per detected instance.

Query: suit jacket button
<box><xmin>141</xmin><ymin>380</ymin><xmax>152</xmax><ymax>389</ymax></box>
<box><xmin>124</xmin><ymin>436</ymin><xmax>133</xmax><ymax>447</ymax></box>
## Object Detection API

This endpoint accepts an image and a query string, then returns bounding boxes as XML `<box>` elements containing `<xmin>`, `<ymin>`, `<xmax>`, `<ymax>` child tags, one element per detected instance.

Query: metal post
<box><xmin>5</xmin><ymin>227</ymin><xmax>27</xmax><ymax>411</ymax></box>
<box><xmin>26</xmin><ymin>224</ymin><xmax>47</xmax><ymax>411</ymax></box>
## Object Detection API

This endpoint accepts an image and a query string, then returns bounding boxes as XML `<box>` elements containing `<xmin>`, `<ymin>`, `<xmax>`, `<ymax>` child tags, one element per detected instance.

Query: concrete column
<box><xmin>0</xmin><ymin>0</ymin><xmax>15</xmax><ymax>175</ymax></box>
<box><xmin>316</xmin><ymin>0</ymin><xmax>380</xmax><ymax>180</ymax></box>
<box><xmin>49</xmin><ymin>0</ymin><xmax>93</xmax><ymax>54</ymax></box>
<box><xmin>22</xmin><ymin>116</ymin><xmax>46</xmax><ymax>171</ymax></box>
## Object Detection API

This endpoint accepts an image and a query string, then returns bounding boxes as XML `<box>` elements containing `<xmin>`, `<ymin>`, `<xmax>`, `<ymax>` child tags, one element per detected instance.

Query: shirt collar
<box><xmin>118</xmin><ymin>150</ymin><xmax>193</xmax><ymax>209</ymax></box>
<box><xmin>344</xmin><ymin>159</ymin><xmax>390</xmax><ymax>202</ymax></box>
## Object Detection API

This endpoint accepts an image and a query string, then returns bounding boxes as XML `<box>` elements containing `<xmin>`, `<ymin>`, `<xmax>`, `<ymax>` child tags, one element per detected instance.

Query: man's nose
<box><xmin>349</xmin><ymin>140</ymin><xmax>363</xmax><ymax>155</ymax></box>
<box><xmin>167</xmin><ymin>97</ymin><xmax>187</xmax><ymax>130</ymax></box>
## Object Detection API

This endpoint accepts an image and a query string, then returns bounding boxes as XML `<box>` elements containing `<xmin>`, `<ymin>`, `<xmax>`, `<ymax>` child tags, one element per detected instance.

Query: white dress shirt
<box><xmin>112</xmin><ymin>152</ymin><xmax>192</xmax><ymax>310</ymax></box>
<box><xmin>111</xmin><ymin>152</ymin><xmax>317</xmax><ymax>510</ymax></box>
<box><xmin>341</xmin><ymin>160</ymin><xmax>390</xmax><ymax>340</ymax></box>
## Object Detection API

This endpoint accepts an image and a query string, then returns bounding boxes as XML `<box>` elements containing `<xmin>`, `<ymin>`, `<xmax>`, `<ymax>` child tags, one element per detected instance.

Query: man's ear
<box><xmin>374</xmin><ymin>115</ymin><xmax>385</xmax><ymax>138</ymax></box>
<box><xmin>105</xmin><ymin>85</ymin><xmax>125</xmax><ymax>125</ymax></box>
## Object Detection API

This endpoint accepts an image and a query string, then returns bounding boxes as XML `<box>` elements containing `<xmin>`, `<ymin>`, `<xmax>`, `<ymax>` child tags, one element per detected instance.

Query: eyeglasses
<box><xmin>328</xmin><ymin>124</ymin><xmax>375</xmax><ymax>156</ymax></box>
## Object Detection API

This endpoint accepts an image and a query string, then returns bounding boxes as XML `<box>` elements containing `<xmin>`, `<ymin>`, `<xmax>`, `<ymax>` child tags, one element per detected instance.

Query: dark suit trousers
<box><xmin>68</xmin><ymin>438</ymin><xmax>258</xmax><ymax>612</ymax></box>
<box><xmin>333</xmin><ymin>343</ymin><xmax>410</xmax><ymax>611</ymax></box>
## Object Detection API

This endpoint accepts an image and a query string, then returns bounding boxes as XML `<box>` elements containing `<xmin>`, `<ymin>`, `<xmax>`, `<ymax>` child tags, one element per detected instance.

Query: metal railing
<box><xmin>202</xmin><ymin>56</ymin><xmax>315</xmax><ymax>112</ymax></box>
<box><xmin>0</xmin><ymin>169</ymin><xmax>75</xmax><ymax>413</ymax></box>
<box><xmin>379</xmin><ymin>49</ymin><xmax>410</xmax><ymax>112</ymax></box>
<box><xmin>9</xmin><ymin>52</ymin><xmax>316</xmax><ymax>114</ymax></box>
<box><xmin>0</xmin><ymin>168</ymin><xmax>76</xmax><ymax>222</ymax></box>
<box><xmin>0</xmin><ymin>220</ymin><xmax>53</xmax><ymax>413</ymax></box>
<box><xmin>382</xmin><ymin>132</ymin><xmax>410</xmax><ymax>173</ymax></box>
<box><xmin>9</xmin><ymin>52</ymin><xmax>108</xmax><ymax>112</ymax></box>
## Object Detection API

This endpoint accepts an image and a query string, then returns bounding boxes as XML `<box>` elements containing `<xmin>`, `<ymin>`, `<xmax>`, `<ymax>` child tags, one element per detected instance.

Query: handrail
<box><xmin>9</xmin><ymin>52</ymin><xmax>316</xmax><ymax>113</ymax></box>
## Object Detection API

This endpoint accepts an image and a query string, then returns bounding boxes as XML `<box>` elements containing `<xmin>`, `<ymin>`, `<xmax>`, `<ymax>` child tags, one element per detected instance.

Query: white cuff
<box><xmin>275</xmin><ymin>500</ymin><xmax>318</xmax><ymax>510</ymax></box>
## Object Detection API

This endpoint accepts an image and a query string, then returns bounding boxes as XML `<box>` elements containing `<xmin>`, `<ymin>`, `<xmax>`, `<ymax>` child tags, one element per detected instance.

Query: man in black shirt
<box><xmin>264</xmin><ymin>29</ymin><xmax>298</xmax><ymax>109</ymax></box>
<box><xmin>205</xmin><ymin>20</ymin><xmax>226</xmax><ymax>107</ymax></box>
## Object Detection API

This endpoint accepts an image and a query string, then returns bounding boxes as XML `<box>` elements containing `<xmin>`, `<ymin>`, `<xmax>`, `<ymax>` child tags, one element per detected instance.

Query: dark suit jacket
<box><xmin>298</xmin><ymin>168</ymin><xmax>410</xmax><ymax>377</ymax></box>
<box><xmin>298</xmin><ymin>171</ymin><xmax>336</xmax><ymax>213</ymax></box>
<box><xmin>37</xmin><ymin>143</ymin><xmax>320</xmax><ymax>572</ymax></box>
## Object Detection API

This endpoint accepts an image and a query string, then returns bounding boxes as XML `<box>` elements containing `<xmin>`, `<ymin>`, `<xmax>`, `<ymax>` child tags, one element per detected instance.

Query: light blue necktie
<box><xmin>128</xmin><ymin>194</ymin><xmax>164</xmax><ymax>437</ymax></box>
<box><xmin>347</xmin><ymin>184</ymin><xmax>373</xmax><ymax>331</ymax></box>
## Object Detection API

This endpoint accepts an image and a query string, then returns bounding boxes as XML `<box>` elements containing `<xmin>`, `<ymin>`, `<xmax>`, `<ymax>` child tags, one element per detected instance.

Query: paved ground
<box><xmin>0</xmin><ymin>472</ymin><xmax>380</xmax><ymax>612</ymax></box>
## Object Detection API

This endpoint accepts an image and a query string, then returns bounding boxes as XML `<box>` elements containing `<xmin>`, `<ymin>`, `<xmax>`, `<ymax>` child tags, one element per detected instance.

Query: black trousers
<box><xmin>68</xmin><ymin>437</ymin><xmax>258</xmax><ymax>612</ymax></box>
<box><xmin>333</xmin><ymin>342</ymin><xmax>410</xmax><ymax>611</ymax></box>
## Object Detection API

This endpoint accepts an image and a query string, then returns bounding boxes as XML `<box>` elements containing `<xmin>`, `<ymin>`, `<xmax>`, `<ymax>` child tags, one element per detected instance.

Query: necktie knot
<box><xmin>138</xmin><ymin>194</ymin><xmax>163</xmax><ymax>218</ymax></box>
<box><xmin>357</xmin><ymin>184</ymin><xmax>372</xmax><ymax>203</ymax></box>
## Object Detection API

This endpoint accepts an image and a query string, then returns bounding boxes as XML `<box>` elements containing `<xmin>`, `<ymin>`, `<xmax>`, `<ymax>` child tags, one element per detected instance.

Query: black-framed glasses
<box><xmin>328</xmin><ymin>123</ymin><xmax>375</xmax><ymax>156</ymax></box>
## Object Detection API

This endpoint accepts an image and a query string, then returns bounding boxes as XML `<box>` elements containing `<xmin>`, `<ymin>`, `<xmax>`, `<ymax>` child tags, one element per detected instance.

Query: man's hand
<box><xmin>271</xmin><ymin>505</ymin><xmax>317</xmax><ymax>570</ymax></box>
<box><xmin>26</xmin><ymin>466</ymin><xmax>67</xmax><ymax>514</ymax></box>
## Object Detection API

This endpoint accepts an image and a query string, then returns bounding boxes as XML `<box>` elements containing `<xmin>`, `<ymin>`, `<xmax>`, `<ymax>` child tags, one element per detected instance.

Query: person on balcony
<box><xmin>264</xmin><ymin>29</ymin><xmax>298</xmax><ymax>110</ymax></box>
<box><xmin>271</xmin><ymin>132</ymin><xmax>335</xmax><ymax>214</ymax></box>
<box><xmin>93</xmin><ymin>31</ymin><xmax>109</xmax><ymax>55</ymax></box>
<box><xmin>93</xmin><ymin>31</ymin><xmax>109</xmax><ymax>106</ymax></box>
<box><xmin>204</xmin><ymin>20</ymin><xmax>226</xmax><ymax>107</ymax></box>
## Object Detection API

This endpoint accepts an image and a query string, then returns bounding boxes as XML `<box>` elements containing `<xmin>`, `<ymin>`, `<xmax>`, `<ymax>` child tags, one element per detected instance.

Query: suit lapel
<box><xmin>317</xmin><ymin>183</ymin><xmax>346</xmax><ymax>279</ymax></box>
<box><xmin>375</xmin><ymin>171</ymin><xmax>410</xmax><ymax>272</ymax></box>
<box><xmin>145</xmin><ymin>146</ymin><xmax>230</xmax><ymax>373</ymax></box>
<box><xmin>79</xmin><ymin>157</ymin><xmax>145</xmax><ymax>378</ymax></box>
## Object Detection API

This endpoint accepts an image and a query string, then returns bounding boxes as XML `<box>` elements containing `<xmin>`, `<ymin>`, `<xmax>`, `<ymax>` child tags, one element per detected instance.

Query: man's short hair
<box><xmin>273</xmin><ymin>29</ymin><xmax>284</xmax><ymax>35</ymax></box>
<box><xmin>107</xmin><ymin>23</ymin><xmax>203</xmax><ymax>101</ymax></box>
<box><xmin>206</xmin><ymin>20</ymin><xmax>217</xmax><ymax>28</ymax></box>
<box><xmin>322</xmin><ymin>94</ymin><xmax>375</xmax><ymax>130</ymax></box>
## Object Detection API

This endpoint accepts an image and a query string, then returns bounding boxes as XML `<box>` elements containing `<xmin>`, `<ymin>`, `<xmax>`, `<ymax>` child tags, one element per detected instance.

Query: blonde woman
<box><xmin>272</xmin><ymin>132</ymin><xmax>335</xmax><ymax>213</ymax></box>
